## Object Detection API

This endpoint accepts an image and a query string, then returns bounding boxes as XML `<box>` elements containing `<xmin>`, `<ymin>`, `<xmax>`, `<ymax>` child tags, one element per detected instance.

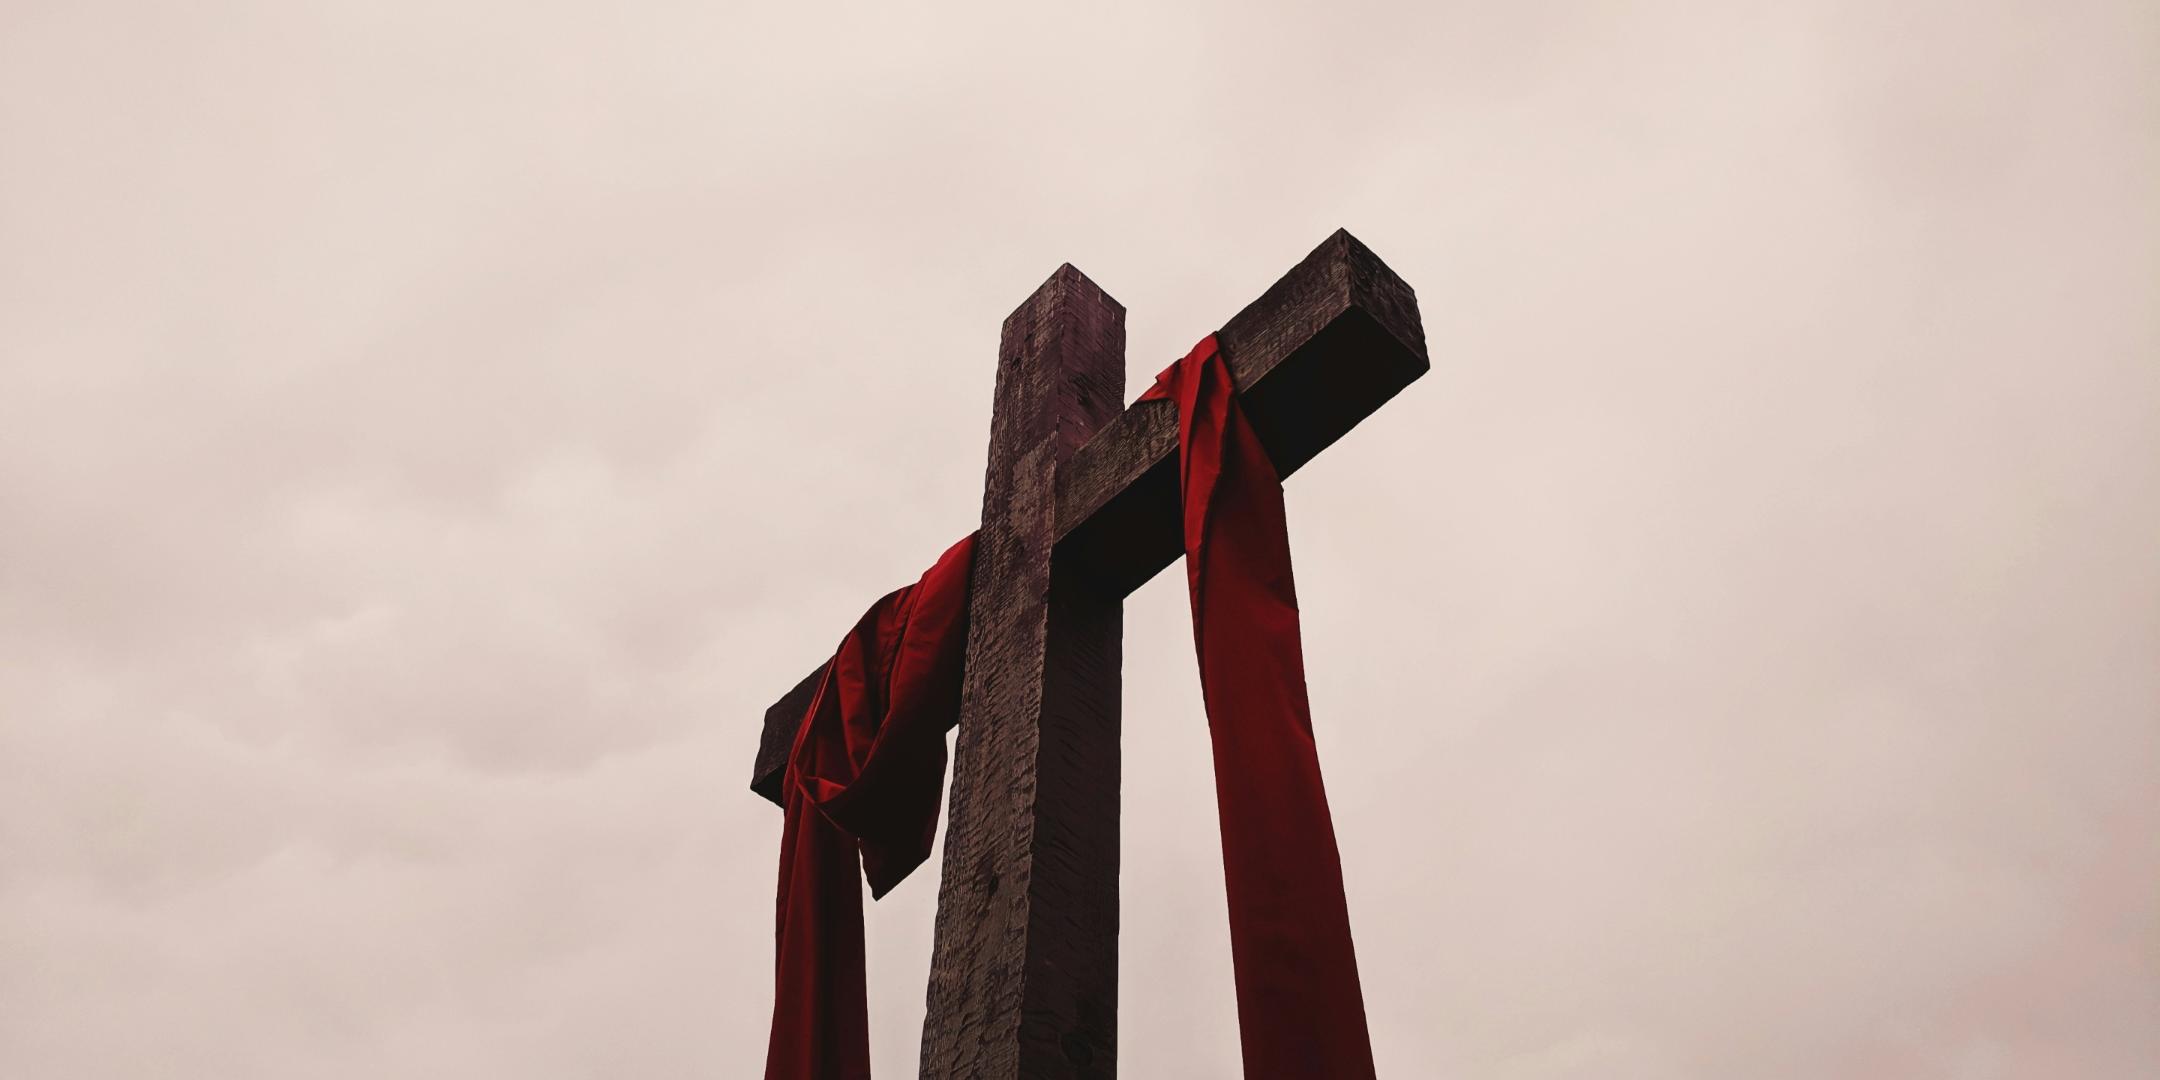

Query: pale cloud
<box><xmin>1</xmin><ymin>1</ymin><xmax>2154</xmax><ymax>1077</ymax></box>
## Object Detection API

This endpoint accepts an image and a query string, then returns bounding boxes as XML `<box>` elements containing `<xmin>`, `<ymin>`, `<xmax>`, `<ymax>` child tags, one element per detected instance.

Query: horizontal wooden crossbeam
<box><xmin>750</xmin><ymin>229</ymin><xmax>1428</xmax><ymax>805</ymax></box>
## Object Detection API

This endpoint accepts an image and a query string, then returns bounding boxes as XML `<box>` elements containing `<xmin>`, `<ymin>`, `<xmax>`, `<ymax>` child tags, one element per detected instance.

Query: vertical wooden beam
<box><xmin>921</xmin><ymin>265</ymin><xmax>1125</xmax><ymax>1079</ymax></box>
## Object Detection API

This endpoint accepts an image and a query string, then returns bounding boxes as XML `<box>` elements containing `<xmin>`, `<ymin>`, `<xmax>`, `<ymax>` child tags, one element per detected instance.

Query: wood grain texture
<box><xmin>747</xmin><ymin>229</ymin><xmax>1427</xmax><ymax>806</ymax></box>
<box><xmin>750</xmin><ymin>664</ymin><xmax>826</xmax><ymax>804</ymax></box>
<box><xmin>916</xmin><ymin>264</ymin><xmax>1126</xmax><ymax>1079</ymax></box>
<box><xmin>1052</xmin><ymin>228</ymin><xmax>1428</xmax><ymax>598</ymax></box>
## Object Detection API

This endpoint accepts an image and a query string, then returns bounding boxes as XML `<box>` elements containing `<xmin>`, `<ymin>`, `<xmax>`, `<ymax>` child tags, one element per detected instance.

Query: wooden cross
<box><xmin>750</xmin><ymin>229</ymin><xmax>1428</xmax><ymax>1078</ymax></box>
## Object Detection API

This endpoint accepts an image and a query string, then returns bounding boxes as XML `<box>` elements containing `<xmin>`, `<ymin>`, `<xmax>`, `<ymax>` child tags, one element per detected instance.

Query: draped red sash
<box><xmin>764</xmin><ymin>334</ymin><xmax>1372</xmax><ymax>1079</ymax></box>
<box><xmin>1140</xmin><ymin>334</ymin><xmax>1375</xmax><ymax>1077</ymax></box>
<box><xmin>765</xmin><ymin>533</ymin><xmax>976</xmax><ymax>1080</ymax></box>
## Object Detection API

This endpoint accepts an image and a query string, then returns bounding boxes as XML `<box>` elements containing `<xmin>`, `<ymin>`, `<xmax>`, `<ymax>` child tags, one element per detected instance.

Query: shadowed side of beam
<box><xmin>749</xmin><ymin>228</ymin><xmax>1426</xmax><ymax>806</ymax></box>
<box><xmin>1052</xmin><ymin>228</ymin><xmax>1427</xmax><ymax>598</ymax></box>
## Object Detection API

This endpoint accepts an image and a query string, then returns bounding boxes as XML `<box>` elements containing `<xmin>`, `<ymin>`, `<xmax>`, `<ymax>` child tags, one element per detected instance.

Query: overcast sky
<box><xmin>2</xmin><ymin>1</ymin><xmax>2156</xmax><ymax>1077</ymax></box>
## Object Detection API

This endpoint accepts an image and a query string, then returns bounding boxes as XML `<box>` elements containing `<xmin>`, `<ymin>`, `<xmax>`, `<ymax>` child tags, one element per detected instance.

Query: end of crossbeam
<box><xmin>1050</xmin><ymin>227</ymin><xmax>1428</xmax><ymax>597</ymax></box>
<box><xmin>750</xmin><ymin>664</ymin><xmax>825</xmax><ymax>804</ymax></box>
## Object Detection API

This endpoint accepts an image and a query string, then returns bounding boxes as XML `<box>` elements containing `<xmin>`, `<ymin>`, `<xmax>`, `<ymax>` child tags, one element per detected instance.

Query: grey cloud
<box><xmin>2</xmin><ymin>1</ymin><xmax>2155</xmax><ymax>1077</ymax></box>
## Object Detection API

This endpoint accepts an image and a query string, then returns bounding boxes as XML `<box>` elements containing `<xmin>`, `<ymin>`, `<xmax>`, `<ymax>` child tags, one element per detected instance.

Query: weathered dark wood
<box><xmin>742</xmin><ymin>228</ymin><xmax>1425</xmax><ymax>1078</ymax></box>
<box><xmin>1055</xmin><ymin>228</ymin><xmax>1427</xmax><ymax>598</ymax></box>
<box><xmin>919</xmin><ymin>264</ymin><xmax>1126</xmax><ymax>1079</ymax></box>
<box><xmin>750</xmin><ymin>664</ymin><xmax>825</xmax><ymax>803</ymax></box>
<box><xmin>748</xmin><ymin>229</ymin><xmax>1427</xmax><ymax>803</ymax></box>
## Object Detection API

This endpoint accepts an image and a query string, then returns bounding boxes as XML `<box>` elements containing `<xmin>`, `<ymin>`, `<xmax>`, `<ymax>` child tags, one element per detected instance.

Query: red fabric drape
<box><xmin>766</xmin><ymin>333</ymin><xmax>1373</xmax><ymax>1079</ymax></box>
<box><xmin>1141</xmin><ymin>333</ymin><xmax>1377</xmax><ymax>1078</ymax></box>
<box><xmin>764</xmin><ymin>533</ymin><xmax>976</xmax><ymax>1080</ymax></box>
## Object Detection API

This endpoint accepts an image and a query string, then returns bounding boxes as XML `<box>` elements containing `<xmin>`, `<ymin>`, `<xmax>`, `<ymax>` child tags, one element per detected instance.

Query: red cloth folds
<box><xmin>764</xmin><ymin>533</ymin><xmax>976</xmax><ymax>1080</ymax></box>
<box><xmin>767</xmin><ymin>332</ymin><xmax>1374</xmax><ymax>1078</ymax></box>
<box><xmin>1141</xmin><ymin>334</ymin><xmax>1377</xmax><ymax>1078</ymax></box>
